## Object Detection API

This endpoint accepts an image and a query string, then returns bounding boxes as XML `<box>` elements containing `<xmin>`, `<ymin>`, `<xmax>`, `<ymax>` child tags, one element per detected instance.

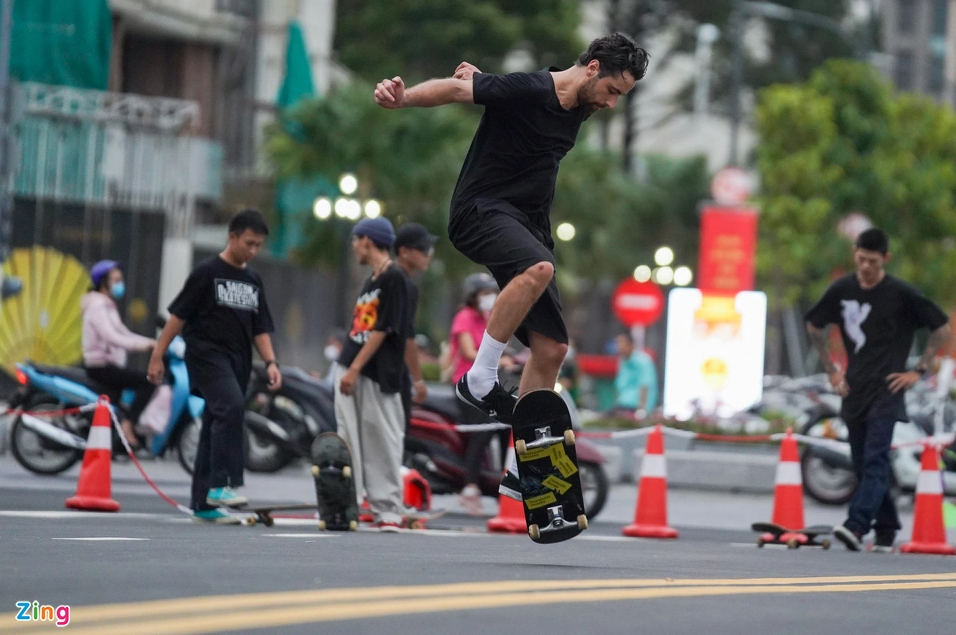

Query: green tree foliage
<box><xmin>335</xmin><ymin>0</ymin><xmax>583</xmax><ymax>84</ymax></box>
<box><xmin>755</xmin><ymin>60</ymin><xmax>956</xmax><ymax>308</ymax></box>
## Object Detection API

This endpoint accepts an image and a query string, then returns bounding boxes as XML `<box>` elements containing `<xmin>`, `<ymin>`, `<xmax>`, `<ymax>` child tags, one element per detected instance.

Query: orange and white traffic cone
<box><xmin>623</xmin><ymin>424</ymin><xmax>678</xmax><ymax>539</ymax></box>
<box><xmin>759</xmin><ymin>428</ymin><xmax>806</xmax><ymax>544</ymax></box>
<box><xmin>901</xmin><ymin>442</ymin><xmax>955</xmax><ymax>556</ymax></box>
<box><xmin>487</xmin><ymin>433</ymin><xmax>526</xmax><ymax>534</ymax></box>
<box><xmin>66</xmin><ymin>397</ymin><xmax>120</xmax><ymax>512</ymax></box>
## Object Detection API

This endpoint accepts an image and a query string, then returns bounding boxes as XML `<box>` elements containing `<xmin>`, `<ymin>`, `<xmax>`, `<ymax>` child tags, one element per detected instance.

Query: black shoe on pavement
<box><xmin>872</xmin><ymin>530</ymin><xmax>896</xmax><ymax>553</ymax></box>
<box><xmin>833</xmin><ymin>524</ymin><xmax>864</xmax><ymax>552</ymax></box>
<box><xmin>456</xmin><ymin>375</ymin><xmax>517</xmax><ymax>424</ymax></box>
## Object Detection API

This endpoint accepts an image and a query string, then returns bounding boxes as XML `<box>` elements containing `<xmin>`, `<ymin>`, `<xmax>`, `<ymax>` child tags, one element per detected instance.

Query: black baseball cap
<box><xmin>394</xmin><ymin>223</ymin><xmax>439</xmax><ymax>253</ymax></box>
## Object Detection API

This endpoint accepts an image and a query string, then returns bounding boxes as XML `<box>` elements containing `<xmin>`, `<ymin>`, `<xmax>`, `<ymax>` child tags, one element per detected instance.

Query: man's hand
<box><xmin>340</xmin><ymin>367</ymin><xmax>360</xmax><ymax>396</ymax></box>
<box><xmin>374</xmin><ymin>77</ymin><xmax>405</xmax><ymax>109</ymax></box>
<box><xmin>412</xmin><ymin>379</ymin><xmax>427</xmax><ymax>404</ymax></box>
<box><xmin>454</xmin><ymin>61</ymin><xmax>480</xmax><ymax>81</ymax></box>
<box><xmin>828</xmin><ymin>370</ymin><xmax>849</xmax><ymax>397</ymax></box>
<box><xmin>267</xmin><ymin>364</ymin><xmax>283</xmax><ymax>392</ymax></box>
<box><xmin>887</xmin><ymin>371</ymin><xmax>921</xmax><ymax>394</ymax></box>
<box><xmin>147</xmin><ymin>355</ymin><xmax>165</xmax><ymax>386</ymax></box>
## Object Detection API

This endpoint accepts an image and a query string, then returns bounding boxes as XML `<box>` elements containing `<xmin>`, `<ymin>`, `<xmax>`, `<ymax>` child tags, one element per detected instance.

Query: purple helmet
<box><xmin>90</xmin><ymin>260</ymin><xmax>120</xmax><ymax>287</ymax></box>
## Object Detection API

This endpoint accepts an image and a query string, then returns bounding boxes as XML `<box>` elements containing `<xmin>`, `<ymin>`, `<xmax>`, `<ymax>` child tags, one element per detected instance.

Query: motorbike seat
<box><xmin>30</xmin><ymin>364</ymin><xmax>111</xmax><ymax>397</ymax></box>
<box><xmin>423</xmin><ymin>383</ymin><xmax>472</xmax><ymax>422</ymax></box>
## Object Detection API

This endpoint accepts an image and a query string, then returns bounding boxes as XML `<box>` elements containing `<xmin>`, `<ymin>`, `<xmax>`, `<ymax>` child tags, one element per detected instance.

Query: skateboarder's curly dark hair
<box><xmin>577</xmin><ymin>33</ymin><xmax>650</xmax><ymax>81</ymax></box>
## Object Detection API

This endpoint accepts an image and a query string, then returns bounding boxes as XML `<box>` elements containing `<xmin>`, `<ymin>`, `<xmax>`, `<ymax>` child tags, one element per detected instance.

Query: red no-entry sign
<box><xmin>611</xmin><ymin>278</ymin><xmax>664</xmax><ymax>327</ymax></box>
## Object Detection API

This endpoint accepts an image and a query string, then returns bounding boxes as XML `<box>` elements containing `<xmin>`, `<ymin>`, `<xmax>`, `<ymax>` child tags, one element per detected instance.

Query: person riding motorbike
<box><xmin>449</xmin><ymin>273</ymin><xmax>513</xmax><ymax>513</ymax></box>
<box><xmin>81</xmin><ymin>260</ymin><xmax>157</xmax><ymax>450</ymax></box>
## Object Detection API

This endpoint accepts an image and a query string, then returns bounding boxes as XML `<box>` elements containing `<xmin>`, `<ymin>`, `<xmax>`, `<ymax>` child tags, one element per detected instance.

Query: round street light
<box><xmin>339</xmin><ymin>173</ymin><xmax>358</xmax><ymax>196</ymax></box>
<box><xmin>346</xmin><ymin>199</ymin><xmax>362</xmax><ymax>220</ymax></box>
<box><xmin>654</xmin><ymin>266</ymin><xmax>674</xmax><ymax>285</ymax></box>
<box><xmin>364</xmin><ymin>199</ymin><xmax>382</xmax><ymax>218</ymax></box>
<box><xmin>633</xmin><ymin>265</ymin><xmax>652</xmax><ymax>282</ymax></box>
<box><xmin>654</xmin><ymin>247</ymin><xmax>674</xmax><ymax>266</ymax></box>
<box><xmin>313</xmin><ymin>197</ymin><xmax>332</xmax><ymax>220</ymax></box>
<box><xmin>674</xmin><ymin>266</ymin><xmax>693</xmax><ymax>287</ymax></box>
<box><xmin>556</xmin><ymin>222</ymin><xmax>576</xmax><ymax>241</ymax></box>
<box><xmin>334</xmin><ymin>197</ymin><xmax>349</xmax><ymax>218</ymax></box>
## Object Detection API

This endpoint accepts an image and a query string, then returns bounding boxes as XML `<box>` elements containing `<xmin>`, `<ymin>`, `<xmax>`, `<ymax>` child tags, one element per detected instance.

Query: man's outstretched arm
<box><xmin>374</xmin><ymin>76</ymin><xmax>473</xmax><ymax>109</ymax></box>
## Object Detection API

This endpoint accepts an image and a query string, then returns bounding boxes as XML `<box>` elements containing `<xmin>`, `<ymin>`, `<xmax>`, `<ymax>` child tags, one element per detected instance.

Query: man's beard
<box><xmin>576</xmin><ymin>77</ymin><xmax>602</xmax><ymax>114</ymax></box>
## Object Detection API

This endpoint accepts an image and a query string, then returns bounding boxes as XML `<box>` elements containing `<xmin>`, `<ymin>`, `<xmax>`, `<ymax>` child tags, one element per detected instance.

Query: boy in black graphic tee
<box><xmin>148</xmin><ymin>209</ymin><xmax>281</xmax><ymax>524</ymax></box>
<box><xmin>806</xmin><ymin>228</ymin><xmax>949</xmax><ymax>551</ymax></box>
<box><xmin>334</xmin><ymin>217</ymin><xmax>411</xmax><ymax>531</ymax></box>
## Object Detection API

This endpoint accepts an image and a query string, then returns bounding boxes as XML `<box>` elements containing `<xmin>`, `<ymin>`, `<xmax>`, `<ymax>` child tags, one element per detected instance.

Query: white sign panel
<box><xmin>663</xmin><ymin>288</ymin><xmax>767</xmax><ymax>419</ymax></box>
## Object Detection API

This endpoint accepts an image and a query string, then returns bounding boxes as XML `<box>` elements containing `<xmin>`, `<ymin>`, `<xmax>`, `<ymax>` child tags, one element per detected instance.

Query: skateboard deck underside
<box><xmin>311</xmin><ymin>433</ymin><xmax>358</xmax><ymax>531</ymax></box>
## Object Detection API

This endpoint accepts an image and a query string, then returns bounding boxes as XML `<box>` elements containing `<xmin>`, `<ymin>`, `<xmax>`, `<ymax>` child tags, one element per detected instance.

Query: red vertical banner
<box><xmin>697</xmin><ymin>206</ymin><xmax>759</xmax><ymax>295</ymax></box>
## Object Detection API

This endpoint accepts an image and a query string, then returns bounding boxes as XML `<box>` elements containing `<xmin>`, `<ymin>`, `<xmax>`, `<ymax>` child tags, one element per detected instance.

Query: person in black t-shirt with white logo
<box><xmin>148</xmin><ymin>209</ymin><xmax>281</xmax><ymax>525</ymax></box>
<box><xmin>805</xmin><ymin>228</ymin><xmax>950</xmax><ymax>551</ymax></box>
<box><xmin>375</xmin><ymin>34</ymin><xmax>649</xmax><ymax>500</ymax></box>
<box><xmin>334</xmin><ymin>217</ymin><xmax>411</xmax><ymax>532</ymax></box>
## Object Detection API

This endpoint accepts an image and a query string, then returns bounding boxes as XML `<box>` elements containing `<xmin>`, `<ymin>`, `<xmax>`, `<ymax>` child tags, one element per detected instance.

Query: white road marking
<box><xmin>0</xmin><ymin>511</ymin><xmax>160</xmax><ymax>519</ymax></box>
<box><xmin>52</xmin><ymin>537</ymin><xmax>149</xmax><ymax>541</ymax></box>
<box><xmin>262</xmin><ymin>533</ymin><xmax>336</xmax><ymax>538</ymax></box>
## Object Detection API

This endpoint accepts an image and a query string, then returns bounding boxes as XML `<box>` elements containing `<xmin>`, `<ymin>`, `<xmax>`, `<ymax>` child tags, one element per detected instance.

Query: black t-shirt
<box><xmin>168</xmin><ymin>256</ymin><xmax>274</xmax><ymax>373</ymax></box>
<box><xmin>338</xmin><ymin>266</ymin><xmax>411</xmax><ymax>394</ymax></box>
<box><xmin>805</xmin><ymin>273</ymin><xmax>948</xmax><ymax>422</ymax></box>
<box><xmin>449</xmin><ymin>69</ymin><xmax>590</xmax><ymax>218</ymax></box>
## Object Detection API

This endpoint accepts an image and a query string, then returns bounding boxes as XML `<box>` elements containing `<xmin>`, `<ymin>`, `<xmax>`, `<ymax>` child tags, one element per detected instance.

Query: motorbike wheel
<box><xmin>244</xmin><ymin>411</ymin><xmax>295</xmax><ymax>473</ymax></box>
<box><xmin>10</xmin><ymin>396</ymin><xmax>85</xmax><ymax>475</ymax></box>
<box><xmin>579</xmin><ymin>461</ymin><xmax>609</xmax><ymax>519</ymax></box>
<box><xmin>176</xmin><ymin>415</ymin><xmax>202</xmax><ymax>475</ymax></box>
<box><xmin>799</xmin><ymin>417</ymin><xmax>856</xmax><ymax>506</ymax></box>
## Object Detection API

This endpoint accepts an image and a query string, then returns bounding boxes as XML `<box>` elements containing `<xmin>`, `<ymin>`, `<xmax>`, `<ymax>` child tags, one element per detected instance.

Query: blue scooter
<box><xmin>8</xmin><ymin>335</ymin><xmax>204</xmax><ymax>475</ymax></box>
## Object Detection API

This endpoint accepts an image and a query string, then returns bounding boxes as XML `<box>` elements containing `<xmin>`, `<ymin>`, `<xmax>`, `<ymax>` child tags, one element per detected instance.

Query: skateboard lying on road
<box><xmin>752</xmin><ymin>522</ymin><xmax>832</xmax><ymax>549</ymax></box>
<box><xmin>223</xmin><ymin>502</ymin><xmax>318</xmax><ymax>527</ymax></box>
<box><xmin>311</xmin><ymin>432</ymin><xmax>359</xmax><ymax>531</ymax></box>
<box><xmin>513</xmin><ymin>389</ymin><xmax>587</xmax><ymax>544</ymax></box>
<box><xmin>403</xmin><ymin>508</ymin><xmax>448</xmax><ymax>530</ymax></box>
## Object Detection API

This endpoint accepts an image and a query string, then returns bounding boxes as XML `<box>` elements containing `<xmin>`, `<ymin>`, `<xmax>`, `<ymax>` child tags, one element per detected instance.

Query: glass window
<box><xmin>895</xmin><ymin>50</ymin><xmax>915</xmax><ymax>90</ymax></box>
<box><xmin>933</xmin><ymin>0</ymin><xmax>949</xmax><ymax>35</ymax></box>
<box><xmin>929</xmin><ymin>55</ymin><xmax>946</xmax><ymax>94</ymax></box>
<box><xmin>898</xmin><ymin>0</ymin><xmax>917</xmax><ymax>34</ymax></box>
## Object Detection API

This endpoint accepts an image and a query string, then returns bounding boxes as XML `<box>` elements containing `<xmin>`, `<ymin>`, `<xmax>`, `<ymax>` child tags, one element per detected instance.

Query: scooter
<box><xmin>406</xmin><ymin>382</ymin><xmax>611</xmax><ymax>519</ymax></box>
<box><xmin>8</xmin><ymin>335</ymin><xmax>204</xmax><ymax>475</ymax></box>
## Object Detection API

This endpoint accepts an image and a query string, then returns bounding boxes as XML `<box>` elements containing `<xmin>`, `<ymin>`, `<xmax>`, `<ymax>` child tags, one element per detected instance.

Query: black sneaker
<box><xmin>456</xmin><ymin>375</ymin><xmax>516</xmax><ymax>424</ymax></box>
<box><xmin>833</xmin><ymin>524</ymin><xmax>864</xmax><ymax>552</ymax></box>
<box><xmin>872</xmin><ymin>530</ymin><xmax>896</xmax><ymax>553</ymax></box>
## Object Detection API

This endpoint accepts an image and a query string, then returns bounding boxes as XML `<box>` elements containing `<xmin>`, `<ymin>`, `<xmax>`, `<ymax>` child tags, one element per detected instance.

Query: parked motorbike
<box><xmin>406</xmin><ymin>382</ymin><xmax>610</xmax><ymax>519</ymax></box>
<box><xmin>8</xmin><ymin>335</ymin><xmax>204</xmax><ymax>475</ymax></box>
<box><xmin>243</xmin><ymin>362</ymin><xmax>337</xmax><ymax>472</ymax></box>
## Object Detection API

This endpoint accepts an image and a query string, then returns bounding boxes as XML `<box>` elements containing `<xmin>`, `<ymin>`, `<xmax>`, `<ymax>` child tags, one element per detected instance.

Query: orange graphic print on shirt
<box><xmin>349</xmin><ymin>289</ymin><xmax>381</xmax><ymax>344</ymax></box>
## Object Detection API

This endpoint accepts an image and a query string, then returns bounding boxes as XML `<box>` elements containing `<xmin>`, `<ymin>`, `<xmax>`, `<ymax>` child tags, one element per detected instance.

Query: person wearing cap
<box><xmin>81</xmin><ymin>260</ymin><xmax>157</xmax><ymax>451</ymax></box>
<box><xmin>393</xmin><ymin>222</ymin><xmax>438</xmax><ymax>426</ymax></box>
<box><xmin>334</xmin><ymin>216</ymin><xmax>412</xmax><ymax>532</ymax></box>
<box><xmin>148</xmin><ymin>209</ymin><xmax>281</xmax><ymax>525</ymax></box>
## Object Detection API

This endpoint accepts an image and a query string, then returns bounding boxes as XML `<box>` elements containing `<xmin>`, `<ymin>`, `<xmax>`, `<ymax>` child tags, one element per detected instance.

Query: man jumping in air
<box><xmin>374</xmin><ymin>34</ymin><xmax>648</xmax><ymax>426</ymax></box>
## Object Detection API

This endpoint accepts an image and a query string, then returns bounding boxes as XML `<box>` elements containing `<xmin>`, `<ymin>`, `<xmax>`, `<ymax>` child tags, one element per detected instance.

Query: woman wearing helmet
<box><xmin>449</xmin><ymin>273</ymin><xmax>512</xmax><ymax>513</ymax></box>
<box><xmin>81</xmin><ymin>261</ymin><xmax>157</xmax><ymax>450</ymax></box>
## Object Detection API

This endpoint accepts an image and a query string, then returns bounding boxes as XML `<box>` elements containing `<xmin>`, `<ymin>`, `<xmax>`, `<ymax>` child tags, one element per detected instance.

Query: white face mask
<box><xmin>324</xmin><ymin>345</ymin><xmax>340</xmax><ymax>362</ymax></box>
<box><xmin>478</xmin><ymin>293</ymin><xmax>497</xmax><ymax>313</ymax></box>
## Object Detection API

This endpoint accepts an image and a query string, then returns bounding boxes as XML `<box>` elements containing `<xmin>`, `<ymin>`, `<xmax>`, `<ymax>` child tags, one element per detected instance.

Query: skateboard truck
<box><xmin>528</xmin><ymin>505</ymin><xmax>588</xmax><ymax>540</ymax></box>
<box><xmin>515</xmin><ymin>425</ymin><xmax>576</xmax><ymax>456</ymax></box>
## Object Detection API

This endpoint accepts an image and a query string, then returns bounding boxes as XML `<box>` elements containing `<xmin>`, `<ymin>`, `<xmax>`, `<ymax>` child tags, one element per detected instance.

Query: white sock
<box><xmin>465</xmin><ymin>331</ymin><xmax>507</xmax><ymax>398</ymax></box>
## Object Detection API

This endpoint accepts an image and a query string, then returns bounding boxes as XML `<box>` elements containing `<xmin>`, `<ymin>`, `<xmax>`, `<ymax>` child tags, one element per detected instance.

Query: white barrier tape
<box><xmin>775</xmin><ymin>461</ymin><xmax>802</xmax><ymax>486</ymax></box>
<box><xmin>640</xmin><ymin>454</ymin><xmax>667</xmax><ymax>478</ymax></box>
<box><xmin>452</xmin><ymin>422</ymin><xmax>511</xmax><ymax>433</ymax></box>
<box><xmin>86</xmin><ymin>426</ymin><xmax>111</xmax><ymax>450</ymax></box>
<box><xmin>916</xmin><ymin>470</ymin><xmax>944</xmax><ymax>495</ymax></box>
<box><xmin>659</xmin><ymin>427</ymin><xmax>697</xmax><ymax>439</ymax></box>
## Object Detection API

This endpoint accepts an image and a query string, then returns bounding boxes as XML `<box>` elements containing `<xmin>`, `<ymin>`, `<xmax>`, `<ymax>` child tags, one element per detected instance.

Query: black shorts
<box><xmin>448</xmin><ymin>198</ymin><xmax>567</xmax><ymax>347</ymax></box>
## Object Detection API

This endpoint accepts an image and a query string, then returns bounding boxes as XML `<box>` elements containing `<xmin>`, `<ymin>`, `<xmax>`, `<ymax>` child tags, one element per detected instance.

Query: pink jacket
<box><xmin>81</xmin><ymin>291</ymin><xmax>153</xmax><ymax>368</ymax></box>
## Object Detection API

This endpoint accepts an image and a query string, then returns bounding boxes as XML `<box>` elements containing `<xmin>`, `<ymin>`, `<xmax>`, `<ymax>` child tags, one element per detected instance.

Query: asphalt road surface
<box><xmin>2</xmin><ymin>455</ymin><xmax>955</xmax><ymax>635</ymax></box>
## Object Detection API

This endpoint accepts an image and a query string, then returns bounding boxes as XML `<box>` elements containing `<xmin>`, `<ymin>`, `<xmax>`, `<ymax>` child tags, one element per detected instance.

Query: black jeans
<box><xmin>188</xmin><ymin>353</ymin><xmax>249</xmax><ymax>511</ymax></box>
<box><xmin>845</xmin><ymin>394</ymin><xmax>903</xmax><ymax>536</ymax></box>
<box><xmin>459</xmin><ymin>402</ymin><xmax>509</xmax><ymax>486</ymax></box>
<box><xmin>84</xmin><ymin>364</ymin><xmax>156</xmax><ymax>423</ymax></box>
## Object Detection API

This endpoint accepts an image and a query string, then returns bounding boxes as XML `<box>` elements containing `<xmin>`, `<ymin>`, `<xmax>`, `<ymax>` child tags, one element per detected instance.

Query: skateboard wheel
<box><xmin>409</xmin><ymin>519</ymin><xmax>424</xmax><ymax>530</ymax></box>
<box><xmin>348</xmin><ymin>520</ymin><xmax>358</xmax><ymax>531</ymax></box>
<box><xmin>342</xmin><ymin>465</ymin><xmax>352</xmax><ymax>479</ymax></box>
<box><xmin>311</xmin><ymin>465</ymin><xmax>319</xmax><ymax>477</ymax></box>
<box><xmin>528</xmin><ymin>524</ymin><xmax>540</xmax><ymax>540</ymax></box>
<box><xmin>821</xmin><ymin>539</ymin><xmax>831</xmax><ymax>550</ymax></box>
<box><xmin>245</xmin><ymin>517</ymin><xmax>256</xmax><ymax>527</ymax></box>
<box><xmin>576</xmin><ymin>514</ymin><xmax>588</xmax><ymax>530</ymax></box>
<box><xmin>264</xmin><ymin>518</ymin><xmax>274</xmax><ymax>527</ymax></box>
<box><xmin>564</xmin><ymin>429</ymin><xmax>576</xmax><ymax>446</ymax></box>
<box><xmin>515</xmin><ymin>440</ymin><xmax>527</xmax><ymax>456</ymax></box>
<box><xmin>757</xmin><ymin>538</ymin><xmax>765</xmax><ymax>548</ymax></box>
<box><xmin>786</xmin><ymin>538</ymin><xmax>800</xmax><ymax>549</ymax></box>
<box><xmin>318</xmin><ymin>520</ymin><xmax>327</xmax><ymax>531</ymax></box>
